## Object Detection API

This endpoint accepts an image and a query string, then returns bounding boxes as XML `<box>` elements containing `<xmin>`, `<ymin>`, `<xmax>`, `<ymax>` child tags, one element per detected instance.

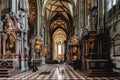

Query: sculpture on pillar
<box><xmin>34</xmin><ymin>37</ymin><xmax>42</xmax><ymax>59</ymax></box>
<box><xmin>18</xmin><ymin>0</ymin><xmax>29</xmax><ymax>32</ymax></box>
<box><xmin>44</xmin><ymin>46</ymin><xmax>48</xmax><ymax>57</ymax></box>
<box><xmin>10</xmin><ymin>12</ymin><xmax>22</xmax><ymax>31</ymax></box>
<box><xmin>2</xmin><ymin>13</ymin><xmax>15</xmax><ymax>30</ymax></box>
<box><xmin>80</xmin><ymin>27</ymin><xmax>89</xmax><ymax>39</ymax></box>
<box><xmin>19</xmin><ymin>0</ymin><xmax>29</xmax><ymax>17</ymax></box>
<box><xmin>19</xmin><ymin>0</ymin><xmax>29</xmax><ymax>12</ymax></box>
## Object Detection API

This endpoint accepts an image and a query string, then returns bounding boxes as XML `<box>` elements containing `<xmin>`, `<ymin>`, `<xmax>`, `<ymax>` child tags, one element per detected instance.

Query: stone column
<box><xmin>98</xmin><ymin>0</ymin><xmax>104</xmax><ymax>33</ymax></box>
<box><xmin>0</xmin><ymin>21</ymin><xmax>3</xmax><ymax>58</ymax></box>
<box><xmin>24</xmin><ymin>13</ymin><xmax>29</xmax><ymax>71</ymax></box>
<box><xmin>36</xmin><ymin>0</ymin><xmax>40</xmax><ymax>36</ymax></box>
<box><xmin>86</xmin><ymin>40</ymin><xmax>88</xmax><ymax>55</ymax></box>
<box><xmin>16</xmin><ymin>34</ymin><xmax>19</xmax><ymax>59</ymax></box>
<box><xmin>12</xmin><ymin>0</ymin><xmax>17</xmax><ymax>13</ymax></box>
<box><xmin>0</xmin><ymin>33</ymin><xmax>1</xmax><ymax>58</ymax></box>
<box><xmin>15</xmin><ymin>33</ymin><xmax>20</xmax><ymax>69</ymax></box>
<box><xmin>90</xmin><ymin>0</ymin><xmax>98</xmax><ymax>31</ymax></box>
<box><xmin>78</xmin><ymin>0</ymin><xmax>81</xmax><ymax>38</ymax></box>
<box><xmin>21</xmin><ymin>32</ymin><xmax>25</xmax><ymax>72</ymax></box>
<box><xmin>19</xmin><ymin>0</ymin><xmax>29</xmax><ymax>71</ymax></box>
<box><xmin>3</xmin><ymin>33</ymin><xmax>6</xmax><ymax>59</ymax></box>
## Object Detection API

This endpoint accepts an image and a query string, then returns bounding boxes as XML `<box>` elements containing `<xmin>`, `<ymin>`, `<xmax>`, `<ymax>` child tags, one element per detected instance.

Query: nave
<box><xmin>0</xmin><ymin>64</ymin><xmax>119</xmax><ymax>80</ymax></box>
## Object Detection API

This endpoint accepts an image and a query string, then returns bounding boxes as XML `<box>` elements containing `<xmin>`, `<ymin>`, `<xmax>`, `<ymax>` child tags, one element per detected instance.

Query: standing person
<box><xmin>57</xmin><ymin>59</ymin><xmax>61</xmax><ymax>72</ymax></box>
<box><xmin>58</xmin><ymin>59</ymin><xmax>60</xmax><ymax>64</ymax></box>
<box><xmin>32</xmin><ymin>52</ymin><xmax>38</xmax><ymax>72</ymax></box>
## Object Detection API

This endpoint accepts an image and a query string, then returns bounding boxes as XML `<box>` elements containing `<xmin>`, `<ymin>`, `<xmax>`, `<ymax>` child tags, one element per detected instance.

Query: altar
<box><xmin>0</xmin><ymin>59</ymin><xmax>19</xmax><ymax>69</ymax></box>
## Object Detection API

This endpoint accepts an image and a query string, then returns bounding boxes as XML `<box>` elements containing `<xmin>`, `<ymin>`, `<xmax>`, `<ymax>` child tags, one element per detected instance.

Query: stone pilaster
<box><xmin>0</xmin><ymin>21</ymin><xmax>3</xmax><ymax>58</ymax></box>
<box><xmin>21</xmin><ymin>32</ymin><xmax>25</xmax><ymax>72</ymax></box>
<box><xmin>0</xmin><ymin>33</ymin><xmax>1</xmax><ymax>58</ymax></box>
<box><xmin>16</xmin><ymin>33</ymin><xmax>20</xmax><ymax>59</ymax></box>
<box><xmin>3</xmin><ymin>33</ymin><xmax>7</xmax><ymax>59</ymax></box>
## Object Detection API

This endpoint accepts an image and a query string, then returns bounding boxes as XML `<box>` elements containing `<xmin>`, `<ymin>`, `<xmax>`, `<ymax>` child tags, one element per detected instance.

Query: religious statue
<box><xmin>19</xmin><ymin>0</ymin><xmax>29</xmax><ymax>17</ymax></box>
<box><xmin>71</xmin><ymin>35</ymin><xmax>79</xmax><ymax>45</ymax></box>
<box><xmin>87</xmin><ymin>32</ymin><xmax>97</xmax><ymax>53</ymax></box>
<box><xmin>2</xmin><ymin>13</ymin><xmax>15</xmax><ymax>30</ymax></box>
<box><xmin>34</xmin><ymin>37</ymin><xmax>42</xmax><ymax>58</ymax></box>
<box><xmin>44</xmin><ymin>46</ymin><xmax>48</xmax><ymax>57</ymax></box>
<box><xmin>10</xmin><ymin>12</ymin><xmax>17</xmax><ymax>28</ymax></box>
<box><xmin>18</xmin><ymin>10</ymin><xmax>26</xmax><ymax>30</ymax></box>
<box><xmin>16</xmin><ymin>14</ymin><xmax>24</xmax><ymax>30</ymax></box>
<box><xmin>10</xmin><ymin>12</ymin><xmax>23</xmax><ymax>30</ymax></box>
<box><xmin>6</xmin><ymin>34</ymin><xmax>15</xmax><ymax>53</ymax></box>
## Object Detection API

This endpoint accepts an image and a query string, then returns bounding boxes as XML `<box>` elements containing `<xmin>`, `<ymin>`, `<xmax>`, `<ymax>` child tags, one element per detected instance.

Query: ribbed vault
<box><xmin>43</xmin><ymin>0</ymin><xmax>75</xmax><ymax>60</ymax></box>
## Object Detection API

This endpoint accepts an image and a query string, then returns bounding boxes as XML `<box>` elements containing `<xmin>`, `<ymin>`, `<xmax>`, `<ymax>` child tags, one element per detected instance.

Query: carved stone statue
<box><xmin>71</xmin><ymin>35</ymin><xmax>79</xmax><ymax>46</ymax></box>
<box><xmin>2</xmin><ymin>13</ymin><xmax>14</xmax><ymax>30</ymax></box>
<box><xmin>16</xmin><ymin>14</ymin><xmax>24</xmax><ymax>30</ymax></box>
<box><xmin>19</xmin><ymin>0</ymin><xmax>29</xmax><ymax>13</ymax></box>
<box><xmin>10</xmin><ymin>12</ymin><xmax>23</xmax><ymax>30</ymax></box>
<box><xmin>18</xmin><ymin>10</ymin><xmax>26</xmax><ymax>30</ymax></box>
<box><xmin>44</xmin><ymin>46</ymin><xmax>48</xmax><ymax>57</ymax></box>
<box><xmin>10</xmin><ymin>12</ymin><xmax>18</xmax><ymax>29</ymax></box>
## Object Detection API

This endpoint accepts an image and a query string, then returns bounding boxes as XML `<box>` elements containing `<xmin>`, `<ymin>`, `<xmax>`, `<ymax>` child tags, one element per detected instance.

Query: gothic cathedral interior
<box><xmin>0</xmin><ymin>0</ymin><xmax>120</xmax><ymax>79</ymax></box>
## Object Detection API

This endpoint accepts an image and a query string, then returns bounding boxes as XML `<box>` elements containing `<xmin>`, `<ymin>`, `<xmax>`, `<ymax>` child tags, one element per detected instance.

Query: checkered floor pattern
<box><xmin>0</xmin><ymin>64</ymin><xmax>120</xmax><ymax>80</ymax></box>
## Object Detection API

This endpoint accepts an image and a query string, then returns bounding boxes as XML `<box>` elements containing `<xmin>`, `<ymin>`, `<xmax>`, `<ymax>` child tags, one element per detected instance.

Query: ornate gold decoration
<box><xmin>34</xmin><ymin>38</ymin><xmax>42</xmax><ymax>53</ymax></box>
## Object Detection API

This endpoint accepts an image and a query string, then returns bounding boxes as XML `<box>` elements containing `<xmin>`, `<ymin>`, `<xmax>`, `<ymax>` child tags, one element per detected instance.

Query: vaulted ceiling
<box><xmin>43</xmin><ymin>0</ymin><xmax>76</xmax><ymax>59</ymax></box>
<box><xmin>28</xmin><ymin>0</ymin><xmax>76</xmax><ymax>42</ymax></box>
<box><xmin>43</xmin><ymin>0</ymin><xmax>75</xmax><ymax>42</ymax></box>
<box><xmin>44</xmin><ymin>0</ymin><xmax>74</xmax><ymax>20</ymax></box>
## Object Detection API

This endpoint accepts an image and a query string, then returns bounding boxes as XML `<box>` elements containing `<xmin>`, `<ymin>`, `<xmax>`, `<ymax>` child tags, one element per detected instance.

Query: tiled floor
<box><xmin>0</xmin><ymin>64</ymin><xmax>120</xmax><ymax>80</ymax></box>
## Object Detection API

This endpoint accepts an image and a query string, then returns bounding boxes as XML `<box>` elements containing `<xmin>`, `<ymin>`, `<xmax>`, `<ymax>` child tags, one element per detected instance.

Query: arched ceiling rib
<box><xmin>43</xmin><ymin>0</ymin><xmax>76</xmax><ymax>42</ymax></box>
<box><xmin>53</xmin><ymin>29</ymin><xmax>66</xmax><ymax>39</ymax></box>
<box><xmin>50</xmin><ymin>18</ymin><xmax>67</xmax><ymax>30</ymax></box>
<box><xmin>53</xmin><ymin>29</ymin><xmax>66</xmax><ymax>43</ymax></box>
<box><xmin>43</xmin><ymin>0</ymin><xmax>74</xmax><ymax>20</ymax></box>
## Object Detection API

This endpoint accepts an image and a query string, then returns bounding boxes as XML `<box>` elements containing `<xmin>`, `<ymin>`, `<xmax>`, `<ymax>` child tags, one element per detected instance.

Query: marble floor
<box><xmin>0</xmin><ymin>64</ymin><xmax>120</xmax><ymax>80</ymax></box>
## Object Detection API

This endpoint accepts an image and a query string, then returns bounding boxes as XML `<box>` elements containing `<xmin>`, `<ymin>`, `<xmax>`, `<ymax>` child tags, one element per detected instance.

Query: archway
<box><xmin>52</xmin><ymin>29</ymin><xmax>66</xmax><ymax>60</ymax></box>
<box><xmin>43</xmin><ymin>0</ymin><xmax>75</xmax><ymax>61</ymax></box>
